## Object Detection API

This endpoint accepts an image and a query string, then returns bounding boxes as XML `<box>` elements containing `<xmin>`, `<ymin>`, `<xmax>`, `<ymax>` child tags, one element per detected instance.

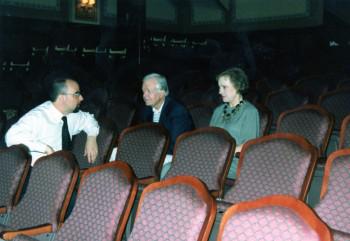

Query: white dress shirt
<box><xmin>5</xmin><ymin>101</ymin><xmax>99</xmax><ymax>165</ymax></box>
<box><xmin>152</xmin><ymin>101</ymin><xmax>164</xmax><ymax>123</ymax></box>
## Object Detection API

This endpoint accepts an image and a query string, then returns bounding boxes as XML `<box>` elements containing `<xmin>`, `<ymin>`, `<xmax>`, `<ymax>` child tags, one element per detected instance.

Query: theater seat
<box><xmin>128</xmin><ymin>176</ymin><xmax>216</xmax><ymax>241</ymax></box>
<box><xmin>217</xmin><ymin>195</ymin><xmax>332</xmax><ymax>241</ymax></box>
<box><xmin>0</xmin><ymin>145</ymin><xmax>30</xmax><ymax>219</ymax></box>
<box><xmin>14</xmin><ymin>161</ymin><xmax>137</xmax><ymax>241</ymax></box>
<box><xmin>0</xmin><ymin>151</ymin><xmax>79</xmax><ymax>240</ymax></box>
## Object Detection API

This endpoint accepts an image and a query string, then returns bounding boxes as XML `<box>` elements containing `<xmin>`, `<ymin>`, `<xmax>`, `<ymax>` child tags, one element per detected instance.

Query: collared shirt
<box><xmin>5</xmin><ymin>101</ymin><xmax>99</xmax><ymax>165</ymax></box>
<box><xmin>152</xmin><ymin>101</ymin><xmax>165</xmax><ymax>123</ymax></box>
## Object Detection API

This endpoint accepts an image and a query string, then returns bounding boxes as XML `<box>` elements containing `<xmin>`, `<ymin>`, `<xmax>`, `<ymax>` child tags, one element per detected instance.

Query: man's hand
<box><xmin>84</xmin><ymin>136</ymin><xmax>98</xmax><ymax>163</ymax></box>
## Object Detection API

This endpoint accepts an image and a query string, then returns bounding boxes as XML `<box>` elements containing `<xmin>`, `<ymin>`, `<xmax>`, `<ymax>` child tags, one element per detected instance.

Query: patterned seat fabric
<box><xmin>294</xmin><ymin>75</ymin><xmax>329</xmax><ymax>104</ymax></box>
<box><xmin>223</xmin><ymin>206</ymin><xmax>319</xmax><ymax>241</ymax></box>
<box><xmin>80</xmin><ymin>88</ymin><xmax>109</xmax><ymax>119</ymax></box>
<box><xmin>116</xmin><ymin>123</ymin><xmax>169</xmax><ymax>180</ymax></box>
<box><xmin>265</xmin><ymin>88</ymin><xmax>308</xmax><ymax>127</ymax></box>
<box><xmin>339</xmin><ymin>114</ymin><xmax>350</xmax><ymax>149</ymax></box>
<box><xmin>223</xmin><ymin>133</ymin><xmax>316</xmax><ymax>204</ymax></box>
<box><xmin>319</xmin><ymin>89</ymin><xmax>350</xmax><ymax>130</ymax></box>
<box><xmin>332</xmin><ymin>229</ymin><xmax>350</xmax><ymax>241</ymax></box>
<box><xmin>72</xmin><ymin>118</ymin><xmax>116</xmax><ymax>169</ymax></box>
<box><xmin>314</xmin><ymin>150</ymin><xmax>350</xmax><ymax>234</ymax></box>
<box><xmin>106</xmin><ymin>101</ymin><xmax>135</xmax><ymax>136</ymax></box>
<box><xmin>128</xmin><ymin>176</ymin><xmax>216</xmax><ymax>241</ymax></box>
<box><xmin>12</xmin><ymin>235</ymin><xmax>37</xmax><ymax>241</ymax></box>
<box><xmin>188</xmin><ymin>104</ymin><xmax>213</xmax><ymax>128</ymax></box>
<box><xmin>0</xmin><ymin>145</ymin><xmax>30</xmax><ymax>212</ymax></box>
<box><xmin>219</xmin><ymin>195</ymin><xmax>331</xmax><ymax>241</ymax></box>
<box><xmin>164</xmin><ymin>127</ymin><xmax>235</xmax><ymax>197</ymax></box>
<box><xmin>0</xmin><ymin>151</ymin><xmax>78</xmax><ymax>233</ymax></box>
<box><xmin>54</xmin><ymin>162</ymin><xmax>136</xmax><ymax>241</ymax></box>
<box><xmin>276</xmin><ymin>105</ymin><xmax>333</xmax><ymax>156</ymax></box>
<box><xmin>256</xmin><ymin>104</ymin><xmax>272</xmax><ymax>136</ymax></box>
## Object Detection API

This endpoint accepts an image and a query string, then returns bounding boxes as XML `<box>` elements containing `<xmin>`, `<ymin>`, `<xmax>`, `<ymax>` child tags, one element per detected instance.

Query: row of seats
<box><xmin>190</xmin><ymin>103</ymin><xmax>350</xmax><ymax>156</ymax></box>
<box><xmin>189</xmin><ymin>87</ymin><xmax>350</xmax><ymax>132</ymax></box>
<box><xmin>0</xmin><ymin>144</ymin><xmax>349</xmax><ymax>240</ymax></box>
<box><xmin>71</xmin><ymin>107</ymin><xmax>350</xmax><ymax>200</ymax></box>
<box><xmin>1</xmin><ymin>102</ymin><xmax>348</xmax><ymax>197</ymax></box>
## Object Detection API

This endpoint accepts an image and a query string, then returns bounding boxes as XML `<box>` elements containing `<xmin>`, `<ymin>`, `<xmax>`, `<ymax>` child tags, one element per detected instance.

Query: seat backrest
<box><xmin>188</xmin><ymin>104</ymin><xmax>213</xmax><ymax>129</ymax></box>
<box><xmin>255</xmin><ymin>104</ymin><xmax>272</xmax><ymax>136</ymax></box>
<box><xmin>265</xmin><ymin>88</ymin><xmax>308</xmax><ymax>127</ymax></box>
<box><xmin>336</xmin><ymin>78</ymin><xmax>350</xmax><ymax>89</ymax></box>
<box><xmin>294</xmin><ymin>75</ymin><xmax>329</xmax><ymax>104</ymax></box>
<box><xmin>217</xmin><ymin>195</ymin><xmax>332</xmax><ymax>241</ymax></box>
<box><xmin>6</xmin><ymin>151</ymin><xmax>78</xmax><ymax>231</ymax></box>
<box><xmin>180</xmin><ymin>89</ymin><xmax>205</xmax><ymax>107</ymax></box>
<box><xmin>0</xmin><ymin>145</ymin><xmax>30</xmax><ymax>213</ymax></box>
<box><xmin>339</xmin><ymin>114</ymin><xmax>350</xmax><ymax>149</ymax></box>
<box><xmin>55</xmin><ymin>161</ymin><xmax>137</xmax><ymax>241</ymax></box>
<box><xmin>224</xmin><ymin>133</ymin><xmax>317</xmax><ymax>203</ymax></box>
<box><xmin>72</xmin><ymin>117</ymin><xmax>116</xmax><ymax>169</ymax></box>
<box><xmin>332</xmin><ymin>229</ymin><xmax>350</xmax><ymax>241</ymax></box>
<box><xmin>0</xmin><ymin>110</ymin><xmax>6</xmax><ymax>139</ymax></box>
<box><xmin>318</xmin><ymin>88</ymin><xmax>350</xmax><ymax>130</ymax></box>
<box><xmin>80</xmin><ymin>88</ymin><xmax>109</xmax><ymax>119</ymax></box>
<box><xmin>276</xmin><ymin>104</ymin><xmax>334</xmax><ymax>157</ymax></box>
<box><xmin>164</xmin><ymin>127</ymin><xmax>235</xmax><ymax>198</ymax></box>
<box><xmin>128</xmin><ymin>176</ymin><xmax>216</xmax><ymax>241</ymax></box>
<box><xmin>106</xmin><ymin>101</ymin><xmax>135</xmax><ymax>136</ymax></box>
<box><xmin>314</xmin><ymin>149</ymin><xmax>350</xmax><ymax>233</ymax></box>
<box><xmin>116</xmin><ymin>123</ymin><xmax>169</xmax><ymax>184</ymax></box>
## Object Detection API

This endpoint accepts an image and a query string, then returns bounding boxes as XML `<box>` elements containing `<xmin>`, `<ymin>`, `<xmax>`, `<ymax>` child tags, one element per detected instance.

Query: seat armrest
<box><xmin>216</xmin><ymin>198</ymin><xmax>234</xmax><ymax>213</ymax></box>
<box><xmin>1</xmin><ymin>224</ymin><xmax>52</xmax><ymax>240</ymax></box>
<box><xmin>0</xmin><ymin>207</ymin><xmax>7</xmax><ymax>214</ymax></box>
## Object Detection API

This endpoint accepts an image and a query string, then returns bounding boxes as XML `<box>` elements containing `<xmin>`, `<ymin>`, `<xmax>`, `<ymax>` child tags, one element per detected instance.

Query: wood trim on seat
<box><xmin>339</xmin><ymin>114</ymin><xmax>350</xmax><ymax>149</ymax></box>
<box><xmin>134</xmin><ymin>176</ymin><xmax>217</xmax><ymax>241</ymax></box>
<box><xmin>170</xmin><ymin>126</ymin><xmax>236</xmax><ymax>198</ymax></box>
<box><xmin>217</xmin><ymin>195</ymin><xmax>333</xmax><ymax>241</ymax></box>
<box><xmin>1</xmin><ymin>224</ymin><xmax>53</xmax><ymax>240</ymax></box>
<box><xmin>317</xmin><ymin>88</ymin><xmax>350</xmax><ymax>130</ymax></box>
<box><xmin>4</xmin><ymin>145</ymin><xmax>31</xmax><ymax>210</ymax></box>
<box><xmin>77</xmin><ymin>161</ymin><xmax>138</xmax><ymax>241</ymax></box>
<box><xmin>255</xmin><ymin>103</ymin><xmax>272</xmax><ymax>136</ymax></box>
<box><xmin>276</xmin><ymin>104</ymin><xmax>334</xmax><ymax>157</ymax></box>
<box><xmin>236</xmin><ymin>133</ymin><xmax>318</xmax><ymax>201</ymax></box>
<box><xmin>115</xmin><ymin>122</ymin><xmax>170</xmax><ymax>184</ymax></box>
<box><xmin>57</xmin><ymin>152</ymin><xmax>80</xmax><ymax>226</ymax></box>
<box><xmin>319</xmin><ymin>149</ymin><xmax>350</xmax><ymax>200</ymax></box>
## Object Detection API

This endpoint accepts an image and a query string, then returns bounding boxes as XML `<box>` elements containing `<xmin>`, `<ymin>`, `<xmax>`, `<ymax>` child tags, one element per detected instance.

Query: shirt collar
<box><xmin>48</xmin><ymin>101</ymin><xmax>65</xmax><ymax>121</ymax></box>
<box><xmin>152</xmin><ymin>100</ymin><xmax>165</xmax><ymax>114</ymax></box>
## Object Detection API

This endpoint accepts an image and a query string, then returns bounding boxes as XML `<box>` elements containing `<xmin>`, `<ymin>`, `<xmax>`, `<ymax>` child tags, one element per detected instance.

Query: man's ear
<box><xmin>161</xmin><ymin>91</ymin><xmax>166</xmax><ymax>98</ymax></box>
<box><xmin>56</xmin><ymin>94</ymin><xmax>65</xmax><ymax>103</ymax></box>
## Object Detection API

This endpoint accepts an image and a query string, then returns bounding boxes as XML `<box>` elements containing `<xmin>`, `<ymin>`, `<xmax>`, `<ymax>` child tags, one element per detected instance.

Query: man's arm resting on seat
<box><xmin>84</xmin><ymin>135</ymin><xmax>98</xmax><ymax>163</ymax></box>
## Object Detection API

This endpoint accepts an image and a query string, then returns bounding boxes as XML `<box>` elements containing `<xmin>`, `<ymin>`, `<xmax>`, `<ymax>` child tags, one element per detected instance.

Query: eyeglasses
<box><xmin>62</xmin><ymin>91</ymin><xmax>82</xmax><ymax>97</ymax></box>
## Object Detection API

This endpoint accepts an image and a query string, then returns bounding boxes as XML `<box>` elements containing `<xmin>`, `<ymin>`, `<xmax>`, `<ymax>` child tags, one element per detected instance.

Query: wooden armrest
<box><xmin>0</xmin><ymin>207</ymin><xmax>7</xmax><ymax>214</ymax></box>
<box><xmin>216</xmin><ymin>199</ymin><xmax>234</xmax><ymax>213</ymax></box>
<box><xmin>1</xmin><ymin>224</ymin><xmax>52</xmax><ymax>240</ymax></box>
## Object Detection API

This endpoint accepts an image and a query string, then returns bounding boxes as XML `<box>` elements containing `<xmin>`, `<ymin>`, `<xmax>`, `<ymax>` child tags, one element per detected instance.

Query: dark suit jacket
<box><xmin>137</xmin><ymin>96</ymin><xmax>194</xmax><ymax>154</ymax></box>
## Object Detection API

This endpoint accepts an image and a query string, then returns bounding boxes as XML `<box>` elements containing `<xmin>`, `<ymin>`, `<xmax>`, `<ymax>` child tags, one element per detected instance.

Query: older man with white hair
<box><xmin>137</xmin><ymin>73</ymin><xmax>194</xmax><ymax>177</ymax></box>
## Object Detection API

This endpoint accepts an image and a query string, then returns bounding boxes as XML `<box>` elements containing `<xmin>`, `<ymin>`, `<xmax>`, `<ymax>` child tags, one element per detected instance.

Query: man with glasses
<box><xmin>5</xmin><ymin>72</ymin><xmax>99</xmax><ymax>165</ymax></box>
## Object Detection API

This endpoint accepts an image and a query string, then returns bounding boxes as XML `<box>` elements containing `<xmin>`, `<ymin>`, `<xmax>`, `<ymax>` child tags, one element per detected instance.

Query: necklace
<box><xmin>222</xmin><ymin>100</ymin><xmax>244</xmax><ymax>122</ymax></box>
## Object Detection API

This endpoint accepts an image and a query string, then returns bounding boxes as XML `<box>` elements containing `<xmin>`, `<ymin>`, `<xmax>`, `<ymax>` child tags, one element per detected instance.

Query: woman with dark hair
<box><xmin>210</xmin><ymin>67</ymin><xmax>260</xmax><ymax>179</ymax></box>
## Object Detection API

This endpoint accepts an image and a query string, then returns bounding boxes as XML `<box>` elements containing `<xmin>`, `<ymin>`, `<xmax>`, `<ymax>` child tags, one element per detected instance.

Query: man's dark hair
<box><xmin>47</xmin><ymin>72</ymin><xmax>76</xmax><ymax>102</ymax></box>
